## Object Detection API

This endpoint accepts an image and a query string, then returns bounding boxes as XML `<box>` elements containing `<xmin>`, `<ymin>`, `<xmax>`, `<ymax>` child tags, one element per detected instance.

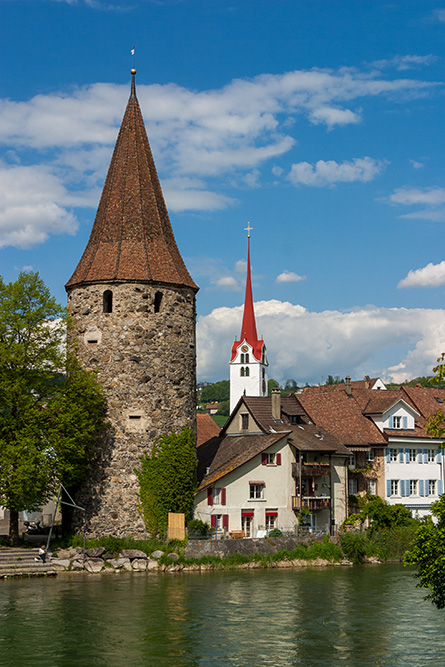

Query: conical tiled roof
<box><xmin>66</xmin><ymin>71</ymin><xmax>198</xmax><ymax>291</ymax></box>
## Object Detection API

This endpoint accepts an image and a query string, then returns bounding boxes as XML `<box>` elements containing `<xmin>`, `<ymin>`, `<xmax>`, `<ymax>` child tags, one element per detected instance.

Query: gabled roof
<box><xmin>66</xmin><ymin>70</ymin><xmax>197</xmax><ymax>292</ymax></box>
<box><xmin>196</xmin><ymin>413</ymin><xmax>221</xmax><ymax>446</ymax></box>
<box><xmin>287</xmin><ymin>423</ymin><xmax>350</xmax><ymax>455</ymax></box>
<box><xmin>362</xmin><ymin>393</ymin><xmax>419</xmax><ymax>417</ymax></box>
<box><xmin>402</xmin><ymin>386</ymin><xmax>445</xmax><ymax>419</ymax></box>
<box><xmin>197</xmin><ymin>432</ymin><xmax>286</xmax><ymax>490</ymax></box>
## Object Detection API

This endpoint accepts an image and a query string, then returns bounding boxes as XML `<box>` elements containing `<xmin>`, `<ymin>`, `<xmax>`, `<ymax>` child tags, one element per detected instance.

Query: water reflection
<box><xmin>0</xmin><ymin>565</ymin><xmax>443</xmax><ymax>666</ymax></box>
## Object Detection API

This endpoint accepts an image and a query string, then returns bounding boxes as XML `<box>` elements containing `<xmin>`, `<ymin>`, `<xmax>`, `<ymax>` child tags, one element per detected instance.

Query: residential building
<box><xmin>195</xmin><ymin>391</ymin><xmax>350</xmax><ymax>536</ymax></box>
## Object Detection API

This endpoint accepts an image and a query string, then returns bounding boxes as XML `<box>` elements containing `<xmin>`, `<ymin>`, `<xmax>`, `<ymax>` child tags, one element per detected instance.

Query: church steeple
<box><xmin>230</xmin><ymin>227</ymin><xmax>268</xmax><ymax>412</ymax></box>
<box><xmin>66</xmin><ymin>68</ymin><xmax>197</xmax><ymax>291</ymax></box>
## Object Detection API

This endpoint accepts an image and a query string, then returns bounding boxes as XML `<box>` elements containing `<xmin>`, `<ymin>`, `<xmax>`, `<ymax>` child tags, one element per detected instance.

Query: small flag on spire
<box><xmin>131</xmin><ymin>48</ymin><xmax>135</xmax><ymax>56</ymax></box>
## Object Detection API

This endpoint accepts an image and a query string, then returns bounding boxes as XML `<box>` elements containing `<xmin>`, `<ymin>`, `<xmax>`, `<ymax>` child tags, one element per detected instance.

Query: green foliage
<box><xmin>340</xmin><ymin>532</ymin><xmax>368</xmax><ymax>563</ymax></box>
<box><xmin>344</xmin><ymin>494</ymin><xmax>414</xmax><ymax>531</ymax></box>
<box><xmin>405</xmin><ymin>494</ymin><xmax>445</xmax><ymax>608</ymax></box>
<box><xmin>0</xmin><ymin>271</ymin><xmax>107</xmax><ymax>540</ymax></box>
<box><xmin>136</xmin><ymin>427</ymin><xmax>197</xmax><ymax>539</ymax></box>
<box><xmin>426</xmin><ymin>353</ymin><xmax>445</xmax><ymax>440</ymax></box>
<box><xmin>200</xmin><ymin>380</ymin><xmax>230</xmax><ymax>404</ymax></box>
<box><xmin>188</xmin><ymin>519</ymin><xmax>213</xmax><ymax>537</ymax></box>
<box><xmin>325</xmin><ymin>375</ymin><xmax>344</xmax><ymax>385</ymax></box>
<box><xmin>268</xmin><ymin>378</ymin><xmax>280</xmax><ymax>394</ymax></box>
<box><xmin>267</xmin><ymin>528</ymin><xmax>283</xmax><ymax>537</ymax></box>
<box><xmin>216</xmin><ymin>400</ymin><xmax>230</xmax><ymax>416</ymax></box>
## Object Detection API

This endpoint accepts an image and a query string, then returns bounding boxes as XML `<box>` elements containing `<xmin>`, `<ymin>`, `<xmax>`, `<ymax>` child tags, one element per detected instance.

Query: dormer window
<box><xmin>393</xmin><ymin>416</ymin><xmax>401</xmax><ymax>429</ymax></box>
<box><xmin>241</xmin><ymin>413</ymin><xmax>249</xmax><ymax>430</ymax></box>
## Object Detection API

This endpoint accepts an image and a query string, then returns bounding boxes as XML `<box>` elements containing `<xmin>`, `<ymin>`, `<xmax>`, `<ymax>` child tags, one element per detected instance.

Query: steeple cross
<box><xmin>244</xmin><ymin>222</ymin><xmax>253</xmax><ymax>238</ymax></box>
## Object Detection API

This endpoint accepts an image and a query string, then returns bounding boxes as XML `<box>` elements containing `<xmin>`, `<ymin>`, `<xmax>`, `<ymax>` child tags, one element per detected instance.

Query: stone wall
<box><xmin>67</xmin><ymin>281</ymin><xmax>197</xmax><ymax>537</ymax></box>
<box><xmin>185</xmin><ymin>535</ymin><xmax>328</xmax><ymax>559</ymax></box>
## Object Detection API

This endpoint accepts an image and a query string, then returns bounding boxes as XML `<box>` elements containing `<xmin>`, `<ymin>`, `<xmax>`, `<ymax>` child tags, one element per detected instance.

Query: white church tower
<box><xmin>230</xmin><ymin>225</ymin><xmax>268</xmax><ymax>412</ymax></box>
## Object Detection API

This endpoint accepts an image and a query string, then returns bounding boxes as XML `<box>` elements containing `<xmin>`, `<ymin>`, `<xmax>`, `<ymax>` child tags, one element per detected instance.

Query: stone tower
<box><xmin>229</xmin><ymin>229</ymin><xmax>268</xmax><ymax>412</ymax></box>
<box><xmin>65</xmin><ymin>69</ymin><xmax>198</xmax><ymax>537</ymax></box>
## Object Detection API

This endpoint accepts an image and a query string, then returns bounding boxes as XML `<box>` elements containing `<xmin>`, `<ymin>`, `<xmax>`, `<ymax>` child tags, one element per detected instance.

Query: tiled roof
<box><xmin>197</xmin><ymin>432</ymin><xmax>286</xmax><ymax>490</ymax></box>
<box><xmin>296</xmin><ymin>390</ymin><xmax>386</xmax><ymax>447</ymax></box>
<box><xmin>361</xmin><ymin>391</ymin><xmax>417</xmax><ymax>416</ymax></box>
<box><xmin>287</xmin><ymin>423</ymin><xmax>350</xmax><ymax>455</ymax></box>
<box><xmin>196</xmin><ymin>414</ymin><xmax>221</xmax><ymax>446</ymax></box>
<box><xmin>66</xmin><ymin>72</ymin><xmax>197</xmax><ymax>291</ymax></box>
<box><xmin>402</xmin><ymin>386</ymin><xmax>445</xmax><ymax>420</ymax></box>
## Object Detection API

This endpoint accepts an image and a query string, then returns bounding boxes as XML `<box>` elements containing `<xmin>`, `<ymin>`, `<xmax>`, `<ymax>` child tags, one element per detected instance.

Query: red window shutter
<box><xmin>211</xmin><ymin>515</ymin><xmax>217</xmax><ymax>529</ymax></box>
<box><xmin>262</xmin><ymin>453</ymin><xmax>267</xmax><ymax>465</ymax></box>
<box><xmin>222</xmin><ymin>514</ymin><xmax>229</xmax><ymax>531</ymax></box>
<box><xmin>276</xmin><ymin>453</ymin><xmax>281</xmax><ymax>465</ymax></box>
<box><xmin>221</xmin><ymin>488</ymin><xmax>226</xmax><ymax>505</ymax></box>
<box><xmin>207</xmin><ymin>488</ymin><xmax>213</xmax><ymax>506</ymax></box>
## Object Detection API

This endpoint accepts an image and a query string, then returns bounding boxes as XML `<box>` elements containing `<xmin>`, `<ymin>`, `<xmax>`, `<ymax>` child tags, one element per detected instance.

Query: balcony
<box><xmin>292</xmin><ymin>462</ymin><xmax>331</xmax><ymax>478</ymax></box>
<box><xmin>292</xmin><ymin>496</ymin><xmax>330</xmax><ymax>511</ymax></box>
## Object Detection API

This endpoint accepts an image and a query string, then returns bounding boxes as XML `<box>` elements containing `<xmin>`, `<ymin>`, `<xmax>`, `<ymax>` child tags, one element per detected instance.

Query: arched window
<box><xmin>240</xmin><ymin>367</ymin><xmax>245</xmax><ymax>377</ymax></box>
<box><xmin>103</xmin><ymin>290</ymin><xmax>113</xmax><ymax>313</ymax></box>
<box><xmin>245</xmin><ymin>367</ymin><xmax>250</xmax><ymax>377</ymax></box>
<box><xmin>245</xmin><ymin>353</ymin><xmax>250</xmax><ymax>363</ymax></box>
<box><xmin>154</xmin><ymin>291</ymin><xmax>163</xmax><ymax>313</ymax></box>
<box><xmin>240</xmin><ymin>353</ymin><xmax>245</xmax><ymax>363</ymax></box>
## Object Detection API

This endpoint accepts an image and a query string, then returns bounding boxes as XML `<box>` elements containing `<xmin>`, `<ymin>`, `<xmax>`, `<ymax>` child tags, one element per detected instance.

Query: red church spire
<box><xmin>231</xmin><ymin>224</ymin><xmax>263</xmax><ymax>361</ymax></box>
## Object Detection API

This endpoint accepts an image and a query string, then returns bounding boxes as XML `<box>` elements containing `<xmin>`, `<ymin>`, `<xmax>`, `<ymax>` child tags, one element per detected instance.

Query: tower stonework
<box><xmin>65</xmin><ymin>70</ymin><xmax>198</xmax><ymax>537</ymax></box>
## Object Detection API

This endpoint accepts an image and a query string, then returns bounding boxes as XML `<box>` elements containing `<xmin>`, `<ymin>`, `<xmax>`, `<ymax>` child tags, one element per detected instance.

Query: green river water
<box><xmin>0</xmin><ymin>564</ymin><xmax>444</xmax><ymax>666</ymax></box>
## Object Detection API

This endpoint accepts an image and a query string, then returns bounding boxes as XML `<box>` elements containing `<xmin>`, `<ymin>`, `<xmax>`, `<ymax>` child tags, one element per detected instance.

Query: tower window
<box><xmin>241</xmin><ymin>353</ymin><xmax>250</xmax><ymax>363</ymax></box>
<box><xmin>154</xmin><ymin>291</ymin><xmax>163</xmax><ymax>313</ymax></box>
<box><xmin>245</xmin><ymin>367</ymin><xmax>249</xmax><ymax>377</ymax></box>
<box><xmin>103</xmin><ymin>290</ymin><xmax>113</xmax><ymax>313</ymax></box>
<box><xmin>240</xmin><ymin>367</ymin><xmax>250</xmax><ymax>377</ymax></box>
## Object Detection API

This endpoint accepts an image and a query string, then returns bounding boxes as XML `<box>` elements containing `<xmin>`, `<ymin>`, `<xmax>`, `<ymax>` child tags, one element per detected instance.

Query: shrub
<box><xmin>188</xmin><ymin>519</ymin><xmax>212</xmax><ymax>537</ymax></box>
<box><xmin>267</xmin><ymin>528</ymin><xmax>283</xmax><ymax>537</ymax></box>
<box><xmin>340</xmin><ymin>532</ymin><xmax>367</xmax><ymax>564</ymax></box>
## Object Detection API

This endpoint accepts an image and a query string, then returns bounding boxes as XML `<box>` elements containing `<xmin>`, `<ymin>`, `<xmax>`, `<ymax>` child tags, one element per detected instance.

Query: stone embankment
<box><xmin>0</xmin><ymin>548</ymin><xmax>56</xmax><ymax>578</ymax></box>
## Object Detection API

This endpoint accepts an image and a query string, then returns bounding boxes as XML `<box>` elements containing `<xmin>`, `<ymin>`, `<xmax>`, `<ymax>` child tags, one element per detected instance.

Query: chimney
<box><xmin>364</xmin><ymin>375</ymin><xmax>370</xmax><ymax>389</ymax></box>
<box><xmin>271</xmin><ymin>389</ymin><xmax>281</xmax><ymax>420</ymax></box>
<box><xmin>345</xmin><ymin>376</ymin><xmax>352</xmax><ymax>396</ymax></box>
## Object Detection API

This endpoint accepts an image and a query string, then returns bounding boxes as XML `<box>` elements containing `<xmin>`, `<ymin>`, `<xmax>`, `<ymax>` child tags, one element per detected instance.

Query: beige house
<box><xmin>195</xmin><ymin>391</ymin><xmax>350</xmax><ymax>536</ymax></box>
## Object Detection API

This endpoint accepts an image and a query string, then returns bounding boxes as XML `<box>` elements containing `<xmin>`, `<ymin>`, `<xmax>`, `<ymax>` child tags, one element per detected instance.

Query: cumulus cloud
<box><xmin>0</xmin><ymin>165</ymin><xmax>79</xmax><ymax>248</ymax></box>
<box><xmin>410</xmin><ymin>160</ymin><xmax>424</xmax><ymax>169</ymax></box>
<box><xmin>398</xmin><ymin>261</ymin><xmax>445</xmax><ymax>288</ymax></box>
<box><xmin>372</xmin><ymin>55</ymin><xmax>437</xmax><ymax>71</ymax></box>
<box><xmin>288</xmin><ymin>157</ymin><xmax>387</xmax><ymax>187</ymax></box>
<box><xmin>388</xmin><ymin>186</ymin><xmax>445</xmax><ymax>222</ymax></box>
<box><xmin>197</xmin><ymin>300</ymin><xmax>445</xmax><ymax>385</ymax></box>
<box><xmin>213</xmin><ymin>276</ymin><xmax>240</xmax><ymax>291</ymax></box>
<box><xmin>276</xmin><ymin>271</ymin><xmax>306</xmax><ymax>284</ymax></box>
<box><xmin>0</xmin><ymin>66</ymin><xmax>440</xmax><ymax>247</ymax></box>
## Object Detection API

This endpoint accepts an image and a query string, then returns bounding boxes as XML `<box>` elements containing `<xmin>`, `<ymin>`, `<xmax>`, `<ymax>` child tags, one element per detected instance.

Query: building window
<box><xmin>429</xmin><ymin>480</ymin><xmax>437</xmax><ymax>495</ymax></box>
<box><xmin>249</xmin><ymin>484</ymin><xmax>264</xmax><ymax>499</ymax></box>
<box><xmin>240</xmin><ymin>353</ymin><xmax>250</xmax><ymax>363</ymax></box>
<box><xmin>213</xmin><ymin>488</ymin><xmax>220</xmax><ymax>504</ymax></box>
<box><xmin>349</xmin><ymin>478</ymin><xmax>358</xmax><ymax>495</ymax></box>
<box><xmin>154</xmin><ymin>291</ymin><xmax>163</xmax><ymax>313</ymax></box>
<box><xmin>368</xmin><ymin>479</ymin><xmax>376</xmax><ymax>495</ymax></box>
<box><xmin>409</xmin><ymin>480</ymin><xmax>418</xmax><ymax>496</ymax></box>
<box><xmin>266</xmin><ymin>453</ymin><xmax>275</xmax><ymax>465</ymax></box>
<box><xmin>240</xmin><ymin>367</ymin><xmax>249</xmax><ymax>377</ymax></box>
<box><xmin>241</xmin><ymin>414</ymin><xmax>249</xmax><ymax>430</ymax></box>
<box><xmin>390</xmin><ymin>448</ymin><xmax>398</xmax><ymax>463</ymax></box>
<box><xmin>428</xmin><ymin>449</ymin><xmax>435</xmax><ymax>463</ymax></box>
<box><xmin>265</xmin><ymin>513</ymin><xmax>277</xmax><ymax>531</ymax></box>
<box><xmin>393</xmin><ymin>416</ymin><xmax>401</xmax><ymax>429</ymax></box>
<box><xmin>390</xmin><ymin>480</ymin><xmax>399</xmax><ymax>496</ymax></box>
<box><xmin>241</xmin><ymin>514</ymin><xmax>252</xmax><ymax>537</ymax></box>
<box><xmin>349</xmin><ymin>453</ymin><xmax>357</xmax><ymax>469</ymax></box>
<box><xmin>407</xmin><ymin>449</ymin><xmax>416</xmax><ymax>463</ymax></box>
<box><xmin>103</xmin><ymin>290</ymin><xmax>113</xmax><ymax>313</ymax></box>
<box><xmin>366</xmin><ymin>449</ymin><xmax>375</xmax><ymax>462</ymax></box>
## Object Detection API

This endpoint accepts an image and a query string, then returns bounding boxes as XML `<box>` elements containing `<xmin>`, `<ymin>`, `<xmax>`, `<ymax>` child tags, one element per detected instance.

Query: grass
<box><xmin>340</xmin><ymin>526</ymin><xmax>418</xmax><ymax>564</ymax></box>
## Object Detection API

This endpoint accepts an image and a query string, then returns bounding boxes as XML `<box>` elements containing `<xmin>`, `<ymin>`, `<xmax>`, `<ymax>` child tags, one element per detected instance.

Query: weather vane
<box><xmin>131</xmin><ymin>46</ymin><xmax>136</xmax><ymax>72</ymax></box>
<box><xmin>244</xmin><ymin>222</ymin><xmax>253</xmax><ymax>238</ymax></box>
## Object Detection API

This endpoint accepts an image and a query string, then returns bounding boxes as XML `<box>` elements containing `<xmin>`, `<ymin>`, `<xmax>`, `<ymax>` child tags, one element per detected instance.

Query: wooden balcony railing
<box><xmin>292</xmin><ymin>462</ymin><xmax>331</xmax><ymax>478</ymax></box>
<box><xmin>292</xmin><ymin>496</ymin><xmax>331</xmax><ymax>511</ymax></box>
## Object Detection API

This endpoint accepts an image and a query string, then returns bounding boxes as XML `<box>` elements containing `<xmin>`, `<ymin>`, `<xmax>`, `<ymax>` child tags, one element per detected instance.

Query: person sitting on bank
<box><xmin>35</xmin><ymin>545</ymin><xmax>47</xmax><ymax>563</ymax></box>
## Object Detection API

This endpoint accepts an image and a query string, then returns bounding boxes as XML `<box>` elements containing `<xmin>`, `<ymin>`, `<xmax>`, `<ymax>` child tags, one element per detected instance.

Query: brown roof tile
<box><xmin>196</xmin><ymin>414</ymin><xmax>221</xmax><ymax>446</ymax></box>
<box><xmin>66</xmin><ymin>73</ymin><xmax>197</xmax><ymax>292</ymax></box>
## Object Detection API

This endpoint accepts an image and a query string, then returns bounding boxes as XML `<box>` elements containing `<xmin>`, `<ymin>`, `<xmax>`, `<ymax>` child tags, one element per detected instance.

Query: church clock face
<box><xmin>241</xmin><ymin>345</ymin><xmax>249</xmax><ymax>353</ymax></box>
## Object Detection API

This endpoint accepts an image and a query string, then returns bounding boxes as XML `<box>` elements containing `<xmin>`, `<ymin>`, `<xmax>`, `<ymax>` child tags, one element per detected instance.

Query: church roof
<box><xmin>66</xmin><ymin>70</ymin><xmax>198</xmax><ymax>291</ymax></box>
<box><xmin>231</xmin><ymin>235</ymin><xmax>264</xmax><ymax>361</ymax></box>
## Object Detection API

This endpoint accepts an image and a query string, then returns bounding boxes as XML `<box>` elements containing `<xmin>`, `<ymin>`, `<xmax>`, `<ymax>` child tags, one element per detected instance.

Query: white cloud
<box><xmin>373</xmin><ymin>55</ymin><xmax>437</xmax><ymax>71</ymax></box>
<box><xmin>197</xmin><ymin>300</ymin><xmax>445</xmax><ymax>385</ymax></box>
<box><xmin>288</xmin><ymin>157</ymin><xmax>387</xmax><ymax>187</ymax></box>
<box><xmin>213</xmin><ymin>276</ymin><xmax>240</xmax><ymax>291</ymax></box>
<box><xmin>388</xmin><ymin>186</ymin><xmax>445</xmax><ymax>222</ymax></box>
<box><xmin>235</xmin><ymin>260</ymin><xmax>247</xmax><ymax>273</ymax></box>
<box><xmin>0</xmin><ymin>165</ymin><xmax>78</xmax><ymax>248</ymax></box>
<box><xmin>433</xmin><ymin>9</ymin><xmax>445</xmax><ymax>22</ymax></box>
<box><xmin>276</xmin><ymin>271</ymin><xmax>306</xmax><ymax>284</ymax></box>
<box><xmin>0</xmin><ymin>66</ymin><xmax>440</xmax><ymax>247</ymax></box>
<box><xmin>398</xmin><ymin>261</ymin><xmax>445</xmax><ymax>288</ymax></box>
<box><xmin>410</xmin><ymin>160</ymin><xmax>424</xmax><ymax>169</ymax></box>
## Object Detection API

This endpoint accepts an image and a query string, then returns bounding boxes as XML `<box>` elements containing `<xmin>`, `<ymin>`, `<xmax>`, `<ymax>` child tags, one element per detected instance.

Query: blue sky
<box><xmin>1</xmin><ymin>0</ymin><xmax>445</xmax><ymax>385</ymax></box>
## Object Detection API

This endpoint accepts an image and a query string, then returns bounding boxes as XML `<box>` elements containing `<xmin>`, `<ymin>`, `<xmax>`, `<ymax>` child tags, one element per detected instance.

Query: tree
<box><xmin>136</xmin><ymin>427</ymin><xmax>197</xmax><ymax>539</ymax></box>
<box><xmin>426</xmin><ymin>353</ymin><xmax>445</xmax><ymax>440</ymax></box>
<box><xmin>268</xmin><ymin>378</ymin><xmax>280</xmax><ymax>395</ymax></box>
<box><xmin>405</xmin><ymin>495</ymin><xmax>445</xmax><ymax>609</ymax></box>
<box><xmin>0</xmin><ymin>272</ymin><xmax>106</xmax><ymax>540</ymax></box>
<box><xmin>200</xmin><ymin>380</ymin><xmax>230</xmax><ymax>404</ymax></box>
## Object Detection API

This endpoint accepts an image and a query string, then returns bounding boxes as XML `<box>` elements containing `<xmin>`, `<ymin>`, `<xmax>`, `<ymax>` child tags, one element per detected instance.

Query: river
<box><xmin>0</xmin><ymin>564</ymin><xmax>443</xmax><ymax>666</ymax></box>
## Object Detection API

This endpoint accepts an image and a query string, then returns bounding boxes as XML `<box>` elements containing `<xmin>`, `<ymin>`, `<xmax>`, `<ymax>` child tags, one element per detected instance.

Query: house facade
<box><xmin>195</xmin><ymin>391</ymin><xmax>350</xmax><ymax>536</ymax></box>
